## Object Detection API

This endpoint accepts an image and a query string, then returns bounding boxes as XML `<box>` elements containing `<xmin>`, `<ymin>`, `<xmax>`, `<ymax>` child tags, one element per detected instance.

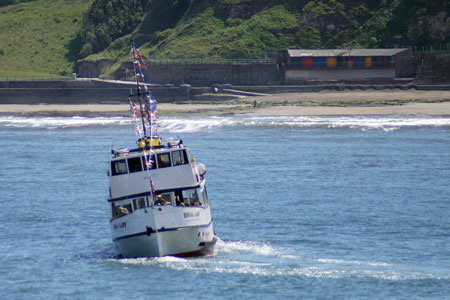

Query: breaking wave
<box><xmin>162</xmin><ymin>116</ymin><xmax>450</xmax><ymax>132</ymax></box>
<box><xmin>0</xmin><ymin>116</ymin><xmax>131</xmax><ymax>129</ymax></box>
<box><xmin>2</xmin><ymin>115</ymin><xmax>450</xmax><ymax>131</ymax></box>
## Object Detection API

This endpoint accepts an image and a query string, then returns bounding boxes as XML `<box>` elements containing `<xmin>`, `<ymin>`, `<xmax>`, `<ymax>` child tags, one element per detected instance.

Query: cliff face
<box><xmin>407</xmin><ymin>12</ymin><xmax>450</xmax><ymax>42</ymax></box>
<box><xmin>77</xmin><ymin>59</ymin><xmax>115</xmax><ymax>78</ymax></box>
<box><xmin>76</xmin><ymin>0</ymin><xmax>450</xmax><ymax>64</ymax></box>
<box><xmin>1</xmin><ymin>0</ymin><xmax>449</xmax><ymax>78</ymax></box>
<box><xmin>415</xmin><ymin>52</ymin><xmax>450</xmax><ymax>83</ymax></box>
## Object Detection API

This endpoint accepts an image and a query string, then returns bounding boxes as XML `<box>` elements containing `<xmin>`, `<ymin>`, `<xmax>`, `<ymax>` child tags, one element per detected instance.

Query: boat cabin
<box><xmin>109</xmin><ymin>186</ymin><xmax>209</xmax><ymax>219</ymax></box>
<box><xmin>110</xmin><ymin>147</ymin><xmax>189</xmax><ymax>174</ymax></box>
<box><xmin>108</xmin><ymin>138</ymin><xmax>208</xmax><ymax>220</ymax></box>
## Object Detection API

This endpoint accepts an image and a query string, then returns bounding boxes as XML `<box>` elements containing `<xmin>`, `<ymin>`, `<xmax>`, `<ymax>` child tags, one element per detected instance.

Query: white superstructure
<box><xmin>107</xmin><ymin>138</ymin><xmax>216</xmax><ymax>257</ymax></box>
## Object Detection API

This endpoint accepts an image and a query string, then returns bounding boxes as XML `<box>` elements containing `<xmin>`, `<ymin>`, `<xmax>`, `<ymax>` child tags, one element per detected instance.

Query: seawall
<box><xmin>1</xmin><ymin>78</ymin><xmax>450</xmax><ymax>105</ymax></box>
<box><xmin>0</xmin><ymin>79</ymin><xmax>208</xmax><ymax>104</ymax></box>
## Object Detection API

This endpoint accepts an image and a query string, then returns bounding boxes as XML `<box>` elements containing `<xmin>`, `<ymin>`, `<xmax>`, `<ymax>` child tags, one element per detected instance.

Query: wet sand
<box><xmin>1</xmin><ymin>90</ymin><xmax>449</xmax><ymax>116</ymax></box>
<box><xmin>245</xmin><ymin>102</ymin><xmax>450</xmax><ymax>116</ymax></box>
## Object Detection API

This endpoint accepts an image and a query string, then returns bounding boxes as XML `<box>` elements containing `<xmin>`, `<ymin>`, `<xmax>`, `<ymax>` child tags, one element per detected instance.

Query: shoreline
<box><xmin>1</xmin><ymin>90</ymin><xmax>450</xmax><ymax>117</ymax></box>
<box><xmin>2</xmin><ymin>102</ymin><xmax>450</xmax><ymax>117</ymax></box>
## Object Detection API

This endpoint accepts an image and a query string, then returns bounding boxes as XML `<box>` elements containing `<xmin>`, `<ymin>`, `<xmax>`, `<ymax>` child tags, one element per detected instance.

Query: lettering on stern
<box><xmin>113</xmin><ymin>221</ymin><xmax>127</xmax><ymax>231</ymax></box>
<box><xmin>183</xmin><ymin>211</ymin><xmax>200</xmax><ymax>219</ymax></box>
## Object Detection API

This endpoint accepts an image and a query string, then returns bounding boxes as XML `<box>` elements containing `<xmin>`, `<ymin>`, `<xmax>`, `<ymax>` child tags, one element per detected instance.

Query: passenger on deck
<box><xmin>119</xmin><ymin>207</ymin><xmax>129</xmax><ymax>215</ymax></box>
<box><xmin>155</xmin><ymin>195</ymin><xmax>170</xmax><ymax>206</ymax></box>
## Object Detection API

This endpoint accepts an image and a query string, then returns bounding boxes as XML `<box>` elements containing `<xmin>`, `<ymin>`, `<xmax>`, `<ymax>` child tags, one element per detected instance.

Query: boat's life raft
<box><xmin>138</xmin><ymin>137</ymin><xmax>161</xmax><ymax>149</ymax></box>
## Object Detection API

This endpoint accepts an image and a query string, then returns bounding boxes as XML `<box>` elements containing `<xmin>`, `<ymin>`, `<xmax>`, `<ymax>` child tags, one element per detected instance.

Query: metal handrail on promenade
<box><xmin>408</xmin><ymin>44</ymin><xmax>450</xmax><ymax>53</ymax></box>
<box><xmin>0</xmin><ymin>76</ymin><xmax>73</xmax><ymax>81</ymax></box>
<box><xmin>146</xmin><ymin>58</ymin><xmax>277</xmax><ymax>65</ymax></box>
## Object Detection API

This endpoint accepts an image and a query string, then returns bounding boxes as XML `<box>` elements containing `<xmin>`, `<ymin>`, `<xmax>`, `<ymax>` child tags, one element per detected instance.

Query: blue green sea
<box><xmin>0</xmin><ymin>115</ymin><xmax>449</xmax><ymax>299</ymax></box>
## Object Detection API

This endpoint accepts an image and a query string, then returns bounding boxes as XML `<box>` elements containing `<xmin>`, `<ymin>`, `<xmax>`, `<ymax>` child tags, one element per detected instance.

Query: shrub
<box><xmin>78</xmin><ymin>0</ymin><xmax>149</xmax><ymax>57</ymax></box>
<box><xmin>226</xmin><ymin>18</ymin><xmax>243</xmax><ymax>27</ymax></box>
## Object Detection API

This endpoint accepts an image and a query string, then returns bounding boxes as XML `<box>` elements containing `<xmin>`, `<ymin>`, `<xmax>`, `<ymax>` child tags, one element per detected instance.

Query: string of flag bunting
<box><xmin>130</xmin><ymin>45</ymin><xmax>161</xmax><ymax>198</ymax></box>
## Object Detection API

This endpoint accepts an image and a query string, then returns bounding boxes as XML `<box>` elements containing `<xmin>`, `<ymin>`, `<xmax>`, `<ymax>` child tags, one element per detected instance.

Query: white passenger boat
<box><xmin>106</xmin><ymin>45</ymin><xmax>216</xmax><ymax>258</ymax></box>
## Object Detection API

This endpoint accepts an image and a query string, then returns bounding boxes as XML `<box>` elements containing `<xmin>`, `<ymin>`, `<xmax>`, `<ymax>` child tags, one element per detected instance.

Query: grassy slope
<box><xmin>0</xmin><ymin>0</ymin><xmax>91</xmax><ymax>78</ymax></box>
<box><xmin>96</xmin><ymin>4</ymin><xmax>299</xmax><ymax>77</ymax></box>
<box><xmin>0</xmin><ymin>0</ymin><xmax>448</xmax><ymax>78</ymax></box>
<box><xmin>142</xmin><ymin>5</ymin><xmax>298</xmax><ymax>59</ymax></box>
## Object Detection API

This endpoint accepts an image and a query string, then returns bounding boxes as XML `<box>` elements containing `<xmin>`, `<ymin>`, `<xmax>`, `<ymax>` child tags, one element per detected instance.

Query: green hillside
<box><xmin>0</xmin><ymin>0</ymin><xmax>449</xmax><ymax>78</ymax></box>
<box><xmin>0</xmin><ymin>0</ymin><xmax>92</xmax><ymax>77</ymax></box>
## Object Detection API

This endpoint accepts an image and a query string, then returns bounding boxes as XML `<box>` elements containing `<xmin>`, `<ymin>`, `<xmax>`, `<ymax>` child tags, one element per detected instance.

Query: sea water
<box><xmin>0</xmin><ymin>115</ymin><xmax>449</xmax><ymax>299</ymax></box>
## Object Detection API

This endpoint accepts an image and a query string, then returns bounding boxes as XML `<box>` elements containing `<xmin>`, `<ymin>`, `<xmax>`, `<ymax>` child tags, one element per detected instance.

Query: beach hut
<box><xmin>326</xmin><ymin>57</ymin><xmax>337</xmax><ymax>68</ymax></box>
<box><xmin>284</xmin><ymin>48</ymin><xmax>412</xmax><ymax>82</ymax></box>
<box><xmin>314</xmin><ymin>57</ymin><xmax>326</xmax><ymax>68</ymax></box>
<box><xmin>302</xmin><ymin>57</ymin><xmax>314</xmax><ymax>67</ymax></box>
<box><xmin>354</xmin><ymin>57</ymin><xmax>364</xmax><ymax>68</ymax></box>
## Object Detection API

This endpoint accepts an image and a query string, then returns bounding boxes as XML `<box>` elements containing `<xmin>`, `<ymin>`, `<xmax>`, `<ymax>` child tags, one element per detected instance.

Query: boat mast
<box><xmin>132</xmin><ymin>44</ymin><xmax>148</xmax><ymax>138</ymax></box>
<box><xmin>130</xmin><ymin>43</ymin><xmax>158</xmax><ymax>200</ymax></box>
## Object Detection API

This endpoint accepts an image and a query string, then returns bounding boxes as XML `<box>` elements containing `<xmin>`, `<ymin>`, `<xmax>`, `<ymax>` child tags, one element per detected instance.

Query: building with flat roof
<box><xmin>283</xmin><ymin>48</ymin><xmax>412</xmax><ymax>82</ymax></box>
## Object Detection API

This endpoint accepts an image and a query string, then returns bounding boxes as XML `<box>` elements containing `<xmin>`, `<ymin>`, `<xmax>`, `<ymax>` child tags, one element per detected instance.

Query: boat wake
<box><xmin>213</xmin><ymin>238</ymin><xmax>286</xmax><ymax>257</ymax></box>
<box><xmin>106</xmin><ymin>238</ymin><xmax>448</xmax><ymax>281</ymax></box>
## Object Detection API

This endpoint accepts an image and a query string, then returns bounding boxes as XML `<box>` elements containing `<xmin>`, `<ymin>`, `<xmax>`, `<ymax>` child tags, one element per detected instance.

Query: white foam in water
<box><xmin>110</xmin><ymin>257</ymin><xmax>432</xmax><ymax>280</ymax></box>
<box><xmin>214</xmin><ymin>238</ymin><xmax>281</xmax><ymax>256</ymax></box>
<box><xmin>160</xmin><ymin>116</ymin><xmax>450</xmax><ymax>132</ymax></box>
<box><xmin>161</xmin><ymin>117</ymin><xmax>235</xmax><ymax>133</ymax></box>
<box><xmin>107</xmin><ymin>255</ymin><xmax>188</xmax><ymax>269</ymax></box>
<box><xmin>241</xmin><ymin>115</ymin><xmax>450</xmax><ymax>131</ymax></box>
<box><xmin>0</xmin><ymin>116</ymin><xmax>131</xmax><ymax>128</ymax></box>
<box><xmin>2</xmin><ymin>115</ymin><xmax>450</xmax><ymax>131</ymax></box>
<box><xmin>106</xmin><ymin>240</ymin><xmax>446</xmax><ymax>281</ymax></box>
<box><xmin>317</xmin><ymin>258</ymin><xmax>392</xmax><ymax>267</ymax></box>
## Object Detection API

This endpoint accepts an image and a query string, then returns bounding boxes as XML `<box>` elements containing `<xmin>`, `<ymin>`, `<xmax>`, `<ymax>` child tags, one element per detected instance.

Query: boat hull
<box><xmin>112</xmin><ymin>219</ymin><xmax>216</xmax><ymax>258</ymax></box>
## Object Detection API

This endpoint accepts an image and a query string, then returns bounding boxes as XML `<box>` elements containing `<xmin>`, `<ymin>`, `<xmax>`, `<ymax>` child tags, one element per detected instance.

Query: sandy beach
<box><xmin>1</xmin><ymin>90</ymin><xmax>450</xmax><ymax>116</ymax></box>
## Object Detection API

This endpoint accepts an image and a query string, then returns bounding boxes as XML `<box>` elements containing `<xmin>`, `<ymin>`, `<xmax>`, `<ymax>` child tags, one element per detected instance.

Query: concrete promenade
<box><xmin>1</xmin><ymin>78</ymin><xmax>450</xmax><ymax>105</ymax></box>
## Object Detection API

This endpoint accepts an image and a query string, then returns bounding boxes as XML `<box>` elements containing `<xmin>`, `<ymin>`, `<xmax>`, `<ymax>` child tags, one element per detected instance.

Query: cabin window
<box><xmin>172</xmin><ymin>150</ymin><xmax>188</xmax><ymax>166</ymax></box>
<box><xmin>122</xmin><ymin>199</ymin><xmax>133</xmax><ymax>214</ymax></box>
<box><xmin>133</xmin><ymin>197</ymin><xmax>147</xmax><ymax>210</ymax></box>
<box><xmin>174</xmin><ymin>190</ymin><xmax>184</xmax><ymax>206</ymax></box>
<box><xmin>161</xmin><ymin>193</ymin><xmax>172</xmax><ymax>204</ymax></box>
<box><xmin>173</xmin><ymin>188</ymin><xmax>202</xmax><ymax>206</ymax></box>
<box><xmin>111</xmin><ymin>199</ymin><xmax>133</xmax><ymax>218</ymax></box>
<box><xmin>111</xmin><ymin>159</ymin><xmax>127</xmax><ymax>176</ymax></box>
<box><xmin>112</xmin><ymin>202</ymin><xmax>121</xmax><ymax>217</ymax></box>
<box><xmin>183</xmin><ymin>189</ymin><xmax>200</xmax><ymax>206</ymax></box>
<box><xmin>111</xmin><ymin>197</ymin><xmax>151</xmax><ymax>218</ymax></box>
<box><xmin>202</xmin><ymin>187</ymin><xmax>209</xmax><ymax>205</ymax></box>
<box><xmin>142</xmin><ymin>154</ymin><xmax>157</xmax><ymax>170</ymax></box>
<box><xmin>157</xmin><ymin>152</ymin><xmax>172</xmax><ymax>168</ymax></box>
<box><xmin>128</xmin><ymin>157</ymin><xmax>143</xmax><ymax>173</ymax></box>
<box><xmin>142</xmin><ymin>155</ymin><xmax>148</xmax><ymax>171</ymax></box>
<box><xmin>153</xmin><ymin>192</ymin><xmax>173</xmax><ymax>206</ymax></box>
